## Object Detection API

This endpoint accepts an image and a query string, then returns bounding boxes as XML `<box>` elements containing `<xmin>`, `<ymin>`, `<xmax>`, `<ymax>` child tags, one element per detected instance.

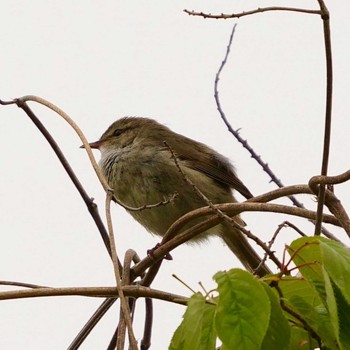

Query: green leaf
<box><xmin>322</xmin><ymin>266</ymin><xmax>339</xmax><ymax>346</ymax></box>
<box><xmin>279</xmin><ymin>276</ymin><xmax>338</xmax><ymax>349</ymax></box>
<box><xmin>332</xmin><ymin>281</ymin><xmax>350</xmax><ymax>349</ymax></box>
<box><xmin>169</xmin><ymin>293</ymin><xmax>216</xmax><ymax>350</ymax></box>
<box><xmin>213</xmin><ymin>269</ymin><xmax>270</xmax><ymax>350</ymax></box>
<box><xmin>279</xmin><ymin>277</ymin><xmax>322</xmax><ymax>308</ymax></box>
<box><xmin>261</xmin><ymin>282</ymin><xmax>290</xmax><ymax>350</ymax></box>
<box><xmin>319</xmin><ymin>238</ymin><xmax>350</xmax><ymax>305</ymax></box>
<box><xmin>288</xmin><ymin>236</ymin><xmax>350</xmax><ymax>349</ymax></box>
<box><xmin>288</xmin><ymin>325</ymin><xmax>317</xmax><ymax>350</ymax></box>
<box><xmin>288</xmin><ymin>237</ymin><xmax>326</xmax><ymax>302</ymax></box>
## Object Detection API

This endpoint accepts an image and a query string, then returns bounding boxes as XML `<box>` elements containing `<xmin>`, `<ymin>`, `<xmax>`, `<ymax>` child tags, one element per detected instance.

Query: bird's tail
<box><xmin>221</xmin><ymin>224</ymin><xmax>271</xmax><ymax>277</ymax></box>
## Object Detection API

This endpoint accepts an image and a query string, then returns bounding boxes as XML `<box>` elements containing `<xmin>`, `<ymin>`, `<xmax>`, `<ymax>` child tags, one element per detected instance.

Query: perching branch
<box><xmin>0</xmin><ymin>285</ymin><xmax>187</xmax><ymax>304</ymax></box>
<box><xmin>183</xmin><ymin>7</ymin><xmax>321</xmax><ymax>19</ymax></box>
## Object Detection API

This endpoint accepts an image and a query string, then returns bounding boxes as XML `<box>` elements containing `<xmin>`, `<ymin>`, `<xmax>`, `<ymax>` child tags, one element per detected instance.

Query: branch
<box><xmin>0</xmin><ymin>285</ymin><xmax>188</xmax><ymax>305</ymax></box>
<box><xmin>131</xmin><ymin>199</ymin><xmax>339</xmax><ymax>279</ymax></box>
<box><xmin>105</xmin><ymin>192</ymin><xmax>138</xmax><ymax>349</ymax></box>
<box><xmin>314</xmin><ymin>0</ymin><xmax>333</xmax><ymax>236</ymax></box>
<box><xmin>214</xmin><ymin>25</ymin><xmax>306</xmax><ymax>210</ymax></box>
<box><xmin>68</xmin><ymin>298</ymin><xmax>116</xmax><ymax>350</ymax></box>
<box><xmin>213</xmin><ymin>22</ymin><xmax>339</xmax><ymax>244</ymax></box>
<box><xmin>164</xmin><ymin>201</ymin><xmax>339</xmax><ymax>243</ymax></box>
<box><xmin>309</xmin><ymin>171</ymin><xmax>350</xmax><ymax>237</ymax></box>
<box><xmin>183</xmin><ymin>7</ymin><xmax>321</xmax><ymax>19</ymax></box>
<box><xmin>1</xmin><ymin>96</ymin><xmax>113</xmax><ymax>258</ymax></box>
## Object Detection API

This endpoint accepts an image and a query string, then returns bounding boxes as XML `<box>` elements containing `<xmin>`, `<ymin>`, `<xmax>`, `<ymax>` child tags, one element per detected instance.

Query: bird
<box><xmin>85</xmin><ymin>117</ymin><xmax>270</xmax><ymax>276</ymax></box>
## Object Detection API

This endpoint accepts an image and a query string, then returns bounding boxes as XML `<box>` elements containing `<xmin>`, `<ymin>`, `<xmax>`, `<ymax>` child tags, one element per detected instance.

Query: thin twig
<box><xmin>172</xmin><ymin>274</ymin><xmax>196</xmax><ymax>294</ymax></box>
<box><xmin>0</xmin><ymin>98</ymin><xmax>17</xmax><ymax>105</ymax></box>
<box><xmin>183</xmin><ymin>7</ymin><xmax>321</xmax><ymax>19</ymax></box>
<box><xmin>0</xmin><ymin>281</ymin><xmax>48</xmax><ymax>289</ymax></box>
<box><xmin>17</xmin><ymin>95</ymin><xmax>110</xmax><ymax>191</ymax></box>
<box><xmin>117</xmin><ymin>250</ymin><xmax>142</xmax><ymax>350</ymax></box>
<box><xmin>115</xmin><ymin>192</ymin><xmax>178</xmax><ymax>212</ymax></box>
<box><xmin>68</xmin><ymin>298</ymin><xmax>117</xmax><ymax>350</ymax></box>
<box><xmin>214</xmin><ymin>25</ymin><xmax>304</xmax><ymax>209</ymax></box>
<box><xmin>257</xmin><ymin>221</ymin><xmax>307</xmax><ymax>272</ymax></box>
<box><xmin>116</xmin><ymin>250</ymin><xmax>140</xmax><ymax>350</ymax></box>
<box><xmin>214</xmin><ymin>24</ymin><xmax>341</xmax><ymax>242</ymax></box>
<box><xmin>105</xmin><ymin>193</ymin><xmax>138</xmax><ymax>350</ymax></box>
<box><xmin>11</xmin><ymin>97</ymin><xmax>113</xmax><ymax>258</ymax></box>
<box><xmin>284</xmin><ymin>240</ymin><xmax>320</xmax><ymax>271</ymax></box>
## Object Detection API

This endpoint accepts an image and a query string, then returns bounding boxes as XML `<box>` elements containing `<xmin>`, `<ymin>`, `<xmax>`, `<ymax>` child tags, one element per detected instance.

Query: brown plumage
<box><xmin>88</xmin><ymin>117</ymin><xmax>270</xmax><ymax>277</ymax></box>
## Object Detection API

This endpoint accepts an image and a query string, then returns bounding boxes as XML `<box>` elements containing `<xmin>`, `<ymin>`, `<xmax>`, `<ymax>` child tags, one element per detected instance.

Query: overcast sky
<box><xmin>1</xmin><ymin>1</ymin><xmax>350</xmax><ymax>349</ymax></box>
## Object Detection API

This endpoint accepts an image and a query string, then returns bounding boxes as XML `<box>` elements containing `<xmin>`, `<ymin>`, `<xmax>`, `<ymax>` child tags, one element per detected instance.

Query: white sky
<box><xmin>1</xmin><ymin>1</ymin><xmax>350</xmax><ymax>349</ymax></box>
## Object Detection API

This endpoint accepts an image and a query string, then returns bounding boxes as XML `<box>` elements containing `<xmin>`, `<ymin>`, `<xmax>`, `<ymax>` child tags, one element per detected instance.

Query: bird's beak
<box><xmin>80</xmin><ymin>140</ymin><xmax>102</xmax><ymax>149</ymax></box>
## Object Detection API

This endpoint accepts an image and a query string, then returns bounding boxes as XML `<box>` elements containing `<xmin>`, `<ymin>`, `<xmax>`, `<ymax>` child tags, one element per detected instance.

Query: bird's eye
<box><xmin>113</xmin><ymin>129</ymin><xmax>123</xmax><ymax>137</ymax></box>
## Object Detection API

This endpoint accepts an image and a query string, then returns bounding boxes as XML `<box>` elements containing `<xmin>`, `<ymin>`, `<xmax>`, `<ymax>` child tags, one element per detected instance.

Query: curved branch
<box><xmin>11</xmin><ymin>98</ymin><xmax>113</xmax><ymax>258</ymax></box>
<box><xmin>132</xmin><ymin>200</ymin><xmax>339</xmax><ymax>279</ymax></box>
<box><xmin>309</xmin><ymin>170</ymin><xmax>350</xmax><ymax>192</ymax></box>
<box><xmin>164</xmin><ymin>202</ymin><xmax>339</xmax><ymax>243</ymax></box>
<box><xmin>309</xmin><ymin>171</ymin><xmax>350</xmax><ymax>237</ymax></box>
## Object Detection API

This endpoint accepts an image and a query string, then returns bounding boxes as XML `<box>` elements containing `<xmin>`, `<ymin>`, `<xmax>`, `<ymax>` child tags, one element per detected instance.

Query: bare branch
<box><xmin>309</xmin><ymin>171</ymin><xmax>350</xmax><ymax>237</ymax></box>
<box><xmin>0</xmin><ymin>285</ymin><xmax>188</xmax><ymax>305</ymax></box>
<box><xmin>17</xmin><ymin>95</ymin><xmax>110</xmax><ymax>191</ymax></box>
<box><xmin>309</xmin><ymin>170</ymin><xmax>350</xmax><ymax>191</ymax></box>
<box><xmin>183</xmin><ymin>7</ymin><xmax>321</xmax><ymax>19</ymax></box>
<box><xmin>117</xmin><ymin>192</ymin><xmax>178</xmax><ymax>212</ymax></box>
<box><xmin>314</xmin><ymin>1</ymin><xmax>333</xmax><ymax>236</ymax></box>
<box><xmin>68</xmin><ymin>298</ymin><xmax>116</xmax><ymax>350</ymax></box>
<box><xmin>0</xmin><ymin>98</ymin><xmax>17</xmax><ymax>105</ymax></box>
<box><xmin>214</xmin><ymin>24</ymin><xmax>341</xmax><ymax>243</ymax></box>
<box><xmin>214</xmin><ymin>25</ymin><xmax>306</xmax><ymax>210</ymax></box>
<box><xmin>7</xmin><ymin>98</ymin><xmax>113</xmax><ymax>258</ymax></box>
<box><xmin>105</xmin><ymin>193</ymin><xmax>138</xmax><ymax>350</ymax></box>
<box><xmin>257</xmin><ymin>221</ymin><xmax>307</xmax><ymax>272</ymax></box>
<box><xmin>0</xmin><ymin>280</ymin><xmax>48</xmax><ymax>289</ymax></box>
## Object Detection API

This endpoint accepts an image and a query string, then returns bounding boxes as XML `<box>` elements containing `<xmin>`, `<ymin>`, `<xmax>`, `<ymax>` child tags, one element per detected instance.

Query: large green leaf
<box><xmin>286</xmin><ymin>237</ymin><xmax>350</xmax><ymax>349</ymax></box>
<box><xmin>319</xmin><ymin>238</ymin><xmax>350</xmax><ymax>305</ymax></box>
<box><xmin>261</xmin><ymin>282</ymin><xmax>290</xmax><ymax>350</ymax></box>
<box><xmin>278</xmin><ymin>275</ymin><xmax>338</xmax><ymax>349</ymax></box>
<box><xmin>288</xmin><ymin>325</ymin><xmax>317</xmax><ymax>350</ymax></box>
<box><xmin>322</xmin><ymin>266</ymin><xmax>339</xmax><ymax>347</ymax></box>
<box><xmin>288</xmin><ymin>237</ymin><xmax>326</xmax><ymax>302</ymax></box>
<box><xmin>213</xmin><ymin>269</ymin><xmax>270</xmax><ymax>350</ymax></box>
<box><xmin>169</xmin><ymin>293</ymin><xmax>216</xmax><ymax>350</ymax></box>
<box><xmin>279</xmin><ymin>277</ymin><xmax>322</xmax><ymax>308</ymax></box>
<box><xmin>332</xmin><ymin>281</ymin><xmax>350</xmax><ymax>349</ymax></box>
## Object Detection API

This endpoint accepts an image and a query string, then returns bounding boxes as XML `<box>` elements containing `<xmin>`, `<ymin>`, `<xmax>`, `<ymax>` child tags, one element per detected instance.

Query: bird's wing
<box><xmin>165</xmin><ymin>136</ymin><xmax>253</xmax><ymax>199</ymax></box>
